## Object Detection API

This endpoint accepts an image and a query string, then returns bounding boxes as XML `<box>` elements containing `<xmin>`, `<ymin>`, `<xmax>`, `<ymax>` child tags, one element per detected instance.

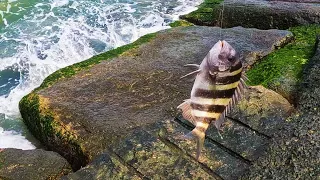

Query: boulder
<box><xmin>181</xmin><ymin>0</ymin><xmax>320</xmax><ymax>30</ymax></box>
<box><xmin>0</xmin><ymin>148</ymin><xmax>71</xmax><ymax>180</ymax></box>
<box><xmin>19</xmin><ymin>26</ymin><xmax>293</xmax><ymax>177</ymax></box>
<box><xmin>242</xmin><ymin>36</ymin><xmax>320</xmax><ymax>179</ymax></box>
<box><xmin>230</xmin><ymin>85</ymin><xmax>294</xmax><ymax>137</ymax></box>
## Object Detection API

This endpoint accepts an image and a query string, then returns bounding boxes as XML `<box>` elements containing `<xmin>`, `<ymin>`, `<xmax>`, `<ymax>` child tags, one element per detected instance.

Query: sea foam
<box><xmin>0</xmin><ymin>0</ymin><xmax>202</xmax><ymax>149</ymax></box>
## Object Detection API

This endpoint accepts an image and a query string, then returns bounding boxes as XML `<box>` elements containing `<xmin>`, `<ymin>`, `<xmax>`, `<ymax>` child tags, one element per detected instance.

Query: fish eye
<box><xmin>228</xmin><ymin>56</ymin><xmax>236</xmax><ymax>62</ymax></box>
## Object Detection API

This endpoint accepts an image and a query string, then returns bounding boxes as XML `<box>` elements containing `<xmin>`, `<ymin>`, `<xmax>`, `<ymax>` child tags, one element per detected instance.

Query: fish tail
<box><xmin>183</xmin><ymin>124</ymin><xmax>207</xmax><ymax>160</ymax></box>
<box><xmin>196</xmin><ymin>132</ymin><xmax>205</xmax><ymax>160</ymax></box>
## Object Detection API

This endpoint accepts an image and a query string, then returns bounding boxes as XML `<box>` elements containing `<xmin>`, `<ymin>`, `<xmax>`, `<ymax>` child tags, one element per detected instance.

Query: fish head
<box><xmin>206</xmin><ymin>40</ymin><xmax>239</xmax><ymax>72</ymax></box>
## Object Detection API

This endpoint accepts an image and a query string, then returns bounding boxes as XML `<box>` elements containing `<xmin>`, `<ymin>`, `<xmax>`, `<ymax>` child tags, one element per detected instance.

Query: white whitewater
<box><xmin>0</xmin><ymin>0</ymin><xmax>202</xmax><ymax>149</ymax></box>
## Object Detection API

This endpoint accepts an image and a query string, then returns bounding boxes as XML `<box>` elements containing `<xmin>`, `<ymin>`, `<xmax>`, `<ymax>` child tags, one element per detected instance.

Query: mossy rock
<box><xmin>169</xmin><ymin>20</ymin><xmax>194</xmax><ymax>27</ymax></box>
<box><xmin>19</xmin><ymin>93</ymin><xmax>89</xmax><ymax>171</ymax></box>
<box><xmin>181</xmin><ymin>0</ymin><xmax>320</xmax><ymax>30</ymax></box>
<box><xmin>113</xmin><ymin>127</ymin><xmax>217</xmax><ymax>179</ymax></box>
<box><xmin>247</xmin><ymin>25</ymin><xmax>320</xmax><ymax>104</ymax></box>
<box><xmin>180</xmin><ymin>0</ymin><xmax>223</xmax><ymax>26</ymax></box>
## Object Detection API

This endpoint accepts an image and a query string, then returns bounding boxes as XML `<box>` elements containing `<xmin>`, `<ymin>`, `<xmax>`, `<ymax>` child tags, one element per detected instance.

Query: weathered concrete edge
<box><xmin>19</xmin><ymin>94</ymin><xmax>88</xmax><ymax>171</ymax></box>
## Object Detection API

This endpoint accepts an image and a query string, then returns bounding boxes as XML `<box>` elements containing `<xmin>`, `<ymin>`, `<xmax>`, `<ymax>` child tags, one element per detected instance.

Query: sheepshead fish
<box><xmin>178</xmin><ymin>40</ymin><xmax>247</xmax><ymax>160</ymax></box>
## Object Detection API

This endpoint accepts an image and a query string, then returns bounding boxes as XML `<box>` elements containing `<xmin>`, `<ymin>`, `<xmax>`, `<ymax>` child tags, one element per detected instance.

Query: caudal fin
<box><xmin>182</xmin><ymin>127</ymin><xmax>206</xmax><ymax>160</ymax></box>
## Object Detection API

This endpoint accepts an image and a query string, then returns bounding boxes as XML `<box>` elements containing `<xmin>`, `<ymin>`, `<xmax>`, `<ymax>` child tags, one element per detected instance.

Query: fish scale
<box><xmin>178</xmin><ymin>40</ymin><xmax>246</xmax><ymax>160</ymax></box>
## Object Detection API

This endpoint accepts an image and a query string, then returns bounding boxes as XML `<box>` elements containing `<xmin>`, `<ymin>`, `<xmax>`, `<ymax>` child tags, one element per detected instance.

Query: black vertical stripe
<box><xmin>191</xmin><ymin>103</ymin><xmax>226</xmax><ymax>113</ymax></box>
<box><xmin>194</xmin><ymin>88</ymin><xmax>236</xmax><ymax>99</ymax></box>
<box><xmin>230</xmin><ymin>60</ymin><xmax>242</xmax><ymax>72</ymax></box>
<box><xmin>216</xmin><ymin>73</ymin><xmax>242</xmax><ymax>84</ymax></box>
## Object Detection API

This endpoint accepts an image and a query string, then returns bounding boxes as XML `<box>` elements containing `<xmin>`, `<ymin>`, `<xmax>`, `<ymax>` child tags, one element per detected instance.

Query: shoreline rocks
<box><xmin>19</xmin><ymin>26</ymin><xmax>294</xmax><ymax>179</ymax></box>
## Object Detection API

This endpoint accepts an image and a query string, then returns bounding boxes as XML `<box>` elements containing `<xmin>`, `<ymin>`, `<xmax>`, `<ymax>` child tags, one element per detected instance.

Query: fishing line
<box><xmin>219</xmin><ymin>0</ymin><xmax>225</xmax><ymax>39</ymax></box>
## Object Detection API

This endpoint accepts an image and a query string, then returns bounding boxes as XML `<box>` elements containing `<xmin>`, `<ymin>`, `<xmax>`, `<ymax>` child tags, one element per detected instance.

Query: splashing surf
<box><xmin>0</xmin><ymin>0</ymin><xmax>202</xmax><ymax>149</ymax></box>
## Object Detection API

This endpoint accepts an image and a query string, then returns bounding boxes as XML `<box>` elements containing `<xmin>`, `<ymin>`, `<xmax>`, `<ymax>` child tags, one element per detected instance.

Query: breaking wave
<box><xmin>0</xmin><ymin>0</ymin><xmax>202</xmax><ymax>149</ymax></box>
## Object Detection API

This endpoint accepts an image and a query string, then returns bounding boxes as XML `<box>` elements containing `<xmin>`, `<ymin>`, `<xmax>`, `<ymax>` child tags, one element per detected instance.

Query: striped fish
<box><xmin>178</xmin><ymin>40</ymin><xmax>247</xmax><ymax>160</ymax></box>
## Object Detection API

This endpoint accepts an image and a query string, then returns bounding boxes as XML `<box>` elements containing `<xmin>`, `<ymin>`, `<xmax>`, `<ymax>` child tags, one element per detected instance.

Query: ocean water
<box><xmin>0</xmin><ymin>0</ymin><xmax>202</xmax><ymax>150</ymax></box>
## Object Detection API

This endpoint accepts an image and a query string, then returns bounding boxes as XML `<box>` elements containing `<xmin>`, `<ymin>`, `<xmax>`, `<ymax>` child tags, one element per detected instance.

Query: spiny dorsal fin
<box><xmin>177</xmin><ymin>99</ymin><xmax>196</xmax><ymax>125</ymax></box>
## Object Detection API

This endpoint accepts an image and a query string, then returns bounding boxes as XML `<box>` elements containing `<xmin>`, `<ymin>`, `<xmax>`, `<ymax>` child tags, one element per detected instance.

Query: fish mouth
<box><xmin>221</xmin><ymin>40</ymin><xmax>224</xmax><ymax>48</ymax></box>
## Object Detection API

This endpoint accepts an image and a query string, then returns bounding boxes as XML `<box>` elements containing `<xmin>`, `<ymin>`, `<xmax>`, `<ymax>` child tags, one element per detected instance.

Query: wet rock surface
<box><xmin>62</xmin><ymin>152</ymin><xmax>142</xmax><ymax>180</ymax></box>
<box><xmin>242</xmin><ymin>36</ymin><xmax>320</xmax><ymax>179</ymax></box>
<box><xmin>19</xmin><ymin>26</ymin><xmax>295</xmax><ymax>179</ymax></box>
<box><xmin>230</xmin><ymin>85</ymin><xmax>294</xmax><ymax>137</ymax></box>
<box><xmin>182</xmin><ymin>0</ymin><xmax>320</xmax><ymax>29</ymax></box>
<box><xmin>0</xmin><ymin>148</ymin><xmax>71</xmax><ymax>180</ymax></box>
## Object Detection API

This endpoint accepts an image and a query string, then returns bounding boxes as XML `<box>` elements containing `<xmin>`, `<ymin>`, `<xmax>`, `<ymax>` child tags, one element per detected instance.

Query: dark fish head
<box><xmin>207</xmin><ymin>40</ymin><xmax>239</xmax><ymax>72</ymax></box>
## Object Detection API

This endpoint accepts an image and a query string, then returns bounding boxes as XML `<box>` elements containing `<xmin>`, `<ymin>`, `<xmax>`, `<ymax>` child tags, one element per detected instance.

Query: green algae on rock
<box><xmin>19</xmin><ymin>93</ymin><xmax>88</xmax><ymax>171</ymax></box>
<box><xmin>161</xmin><ymin>120</ymin><xmax>249</xmax><ymax>179</ymax></box>
<box><xmin>230</xmin><ymin>86</ymin><xmax>294</xmax><ymax>137</ymax></box>
<box><xmin>169</xmin><ymin>20</ymin><xmax>194</xmax><ymax>27</ymax></box>
<box><xmin>180</xmin><ymin>0</ymin><xmax>223</xmax><ymax>26</ymax></box>
<box><xmin>114</xmin><ymin>128</ymin><xmax>217</xmax><ymax>179</ymax></box>
<box><xmin>246</xmin><ymin>25</ymin><xmax>320</xmax><ymax>103</ymax></box>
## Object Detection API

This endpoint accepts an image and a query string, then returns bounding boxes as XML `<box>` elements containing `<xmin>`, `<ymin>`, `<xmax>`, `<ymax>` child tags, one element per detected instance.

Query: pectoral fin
<box><xmin>180</xmin><ymin>69</ymin><xmax>201</xmax><ymax>79</ymax></box>
<box><xmin>184</xmin><ymin>64</ymin><xmax>200</xmax><ymax>68</ymax></box>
